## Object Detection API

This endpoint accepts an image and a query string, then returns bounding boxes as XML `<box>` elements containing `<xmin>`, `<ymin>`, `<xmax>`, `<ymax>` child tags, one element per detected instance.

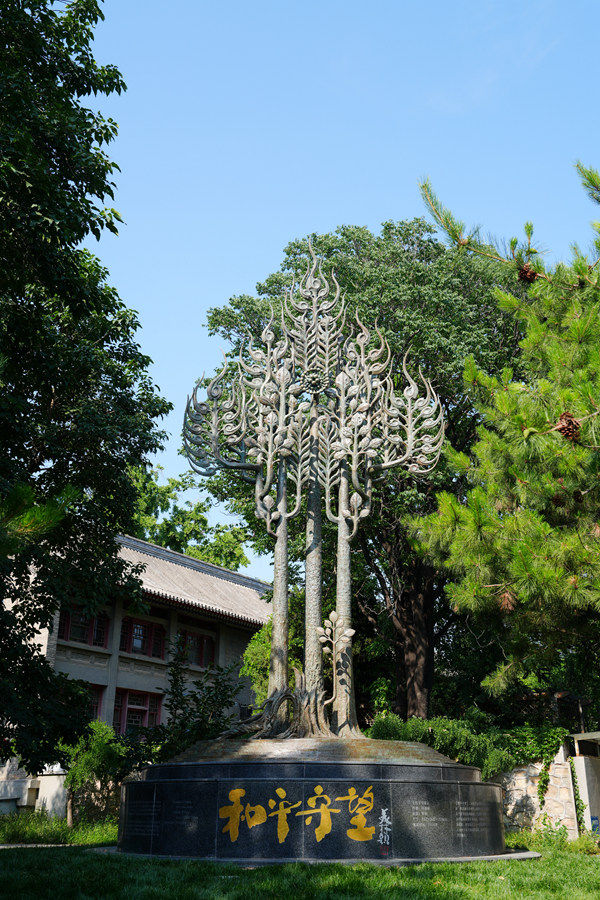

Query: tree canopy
<box><xmin>130</xmin><ymin>466</ymin><xmax>249</xmax><ymax>571</ymax></box>
<box><xmin>0</xmin><ymin>0</ymin><xmax>124</xmax><ymax>304</ymax></box>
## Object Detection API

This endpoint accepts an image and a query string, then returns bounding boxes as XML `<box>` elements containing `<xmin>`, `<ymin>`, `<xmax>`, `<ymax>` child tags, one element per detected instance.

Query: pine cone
<box><xmin>518</xmin><ymin>263</ymin><xmax>538</xmax><ymax>283</ymax></box>
<box><xmin>499</xmin><ymin>590</ymin><xmax>516</xmax><ymax>612</ymax></box>
<box><xmin>556</xmin><ymin>412</ymin><xmax>581</xmax><ymax>443</ymax></box>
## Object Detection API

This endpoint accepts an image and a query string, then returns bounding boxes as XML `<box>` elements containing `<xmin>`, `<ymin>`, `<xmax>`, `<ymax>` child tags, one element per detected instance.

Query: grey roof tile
<box><xmin>118</xmin><ymin>535</ymin><xmax>270</xmax><ymax>627</ymax></box>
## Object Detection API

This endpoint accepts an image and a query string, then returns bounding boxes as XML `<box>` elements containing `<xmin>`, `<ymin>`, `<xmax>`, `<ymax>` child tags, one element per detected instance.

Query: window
<box><xmin>112</xmin><ymin>689</ymin><xmax>162</xmax><ymax>734</ymax></box>
<box><xmin>92</xmin><ymin>617</ymin><xmax>107</xmax><ymax>648</ymax></box>
<box><xmin>131</xmin><ymin>622</ymin><xmax>147</xmax><ymax>654</ymax></box>
<box><xmin>119</xmin><ymin>618</ymin><xmax>165</xmax><ymax>659</ymax></box>
<box><xmin>69</xmin><ymin>611</ymin><xmax>90</xmax><ymax>643</ymax></box>
<box><xmin>57</xmin><ymin>608</ymin><xmax>109</xmax><ymax>648</ymax></box>
<box><xmin>178</xmin><ymin>629</ymin><xmax>216</xmax><ymax>667</ymax></box>
<box><xmin>87</xmin><ymin>684</ymin><xmax>104</xmax><ymax>720</ymax></box>
<box><xmin>112</xmin><ymin>691</ymin><xmax>123</xmax><ymax>732</ymax></box>
<box><xmin>148</xmin><ymin>694</ymin><xmax>160</xmax><ymax>726</ymax></box>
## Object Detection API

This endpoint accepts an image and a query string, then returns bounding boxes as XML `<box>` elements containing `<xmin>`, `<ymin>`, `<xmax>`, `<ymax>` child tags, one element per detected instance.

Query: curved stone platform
<box><xmin>118</xmin><ymin>738</ymin><xmax>505</xmax><ymax>861</ymax></box>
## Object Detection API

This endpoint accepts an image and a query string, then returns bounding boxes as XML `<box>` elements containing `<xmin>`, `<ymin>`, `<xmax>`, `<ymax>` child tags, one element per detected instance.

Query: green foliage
<box><xmin>0</xmin><ymin>647</ymin><xmax>90</xmax><ymax>772</ymax></box>
<box><xmin>0</xmin><ymin>463</ymin><xmax>76</xmax><ymax>558</ymax></box>
<box><xmin>421</xmin><ymin>179</ymin><xmax>546</xmax><ymax>278</ymax></box>
<box><xmin>60</xmin><ymin>720</ymin><xmax>132</xmax><ymax>821</ymax></box>
<box><xmin>61</xmin><ymin>721</ymin><xmax>129</xmax><ymax>795</ymax></box>
<box><xmin>369</xmin><ymin>713</ymin><xmax>567</xmax><ymax>781</ymax></box>
<box><xmin>0</xmin><ymin>810</ymin><xmax>117</xmax><ymax>846</ymax></box>
<box><xmin>147</xmin><ymin>637</ymin><xmax>242</xmax><ymax>760</ymax></box>
<box><xmin>569</xmin><ymin>757</ymin><xmax>587</xmax><ymax>831</ymax></box>
<box><xmin>415</xmin><ymin>163</ymin><xmax>600</xmax><ymax>696</ymax></box>
<box><xmin>0</xmin><ymin>0</ymin><xmax>125</xmax><ymax>302</ymax></box>
<box><xmin>130</xmin><ymin>466</ymin><xmax>249</xmax><ymax>571</ymax></box>
<box><xmin>241</xmin><ymin>617</ymin><xmax>303</xmax><ymax>704</ymax></box>
<box><xmin>511</xmin><ymin>818</ymin><xmax>600</xmax><ymax>855</ymax></box>
<box><xmin>240</xmin><ymin>620</ymin><xmax>272</xmax><ymax>704</ymax></box>
<box><xmin>0</xmin><ymin>1</ymin><xmax>170</xmax><ymax>770</ymax></box>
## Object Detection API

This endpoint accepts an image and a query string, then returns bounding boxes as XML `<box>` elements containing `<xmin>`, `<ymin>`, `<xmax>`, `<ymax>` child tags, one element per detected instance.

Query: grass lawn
<box><xmin>0</xmin><ymin>842</ymin><xmax>599</xmax><ymax>899</ymax></box>
<box><xmin>0</xmin><ymin>811</ymin><xmax>117</xmax><ymax>846</ymax></box>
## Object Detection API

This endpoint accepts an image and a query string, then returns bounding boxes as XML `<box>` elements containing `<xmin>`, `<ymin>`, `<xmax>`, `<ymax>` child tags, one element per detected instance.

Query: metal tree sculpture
<box><xmin>184</xmin><ymin>241</ymin><xmax>444</xmax><ymax>738</ymax></box>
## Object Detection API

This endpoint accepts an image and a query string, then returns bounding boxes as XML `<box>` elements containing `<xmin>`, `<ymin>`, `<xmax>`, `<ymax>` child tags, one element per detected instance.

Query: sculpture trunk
<box><xmin>304</xmin><ymin>395</ymin><xmax>323</xmax><ymax>695</ymax></box>
<box><xmin>333</xmin><ymin>464</ymin><xmax>360</xmax><ymax>736</ymax></box>
<box><xmin>268</xmin><ymin>463</ymin><xmax>289</xmax><ymax>696</ymax></box>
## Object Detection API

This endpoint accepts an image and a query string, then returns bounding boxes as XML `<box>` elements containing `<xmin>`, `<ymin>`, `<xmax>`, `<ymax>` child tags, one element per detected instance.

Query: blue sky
<box><xmin>90</xmin><ymin>0</ymin><xmax>599</xmax><ymax>578</ymax></box>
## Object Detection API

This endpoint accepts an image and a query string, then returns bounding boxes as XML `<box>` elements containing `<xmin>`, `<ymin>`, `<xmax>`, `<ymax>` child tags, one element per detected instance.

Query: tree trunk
<box><xmin>358</xmin><ymin>525</ymin><xmax>438</xmax><ymax>723</ymax></box>
<box><xmin>392</xmin><ymin>644</ymin><xmax>407</xmax><ymax>719</ymax></box>
<box><xmin>66</xmin><ymin>789</ymin><xmax>74</xmax><ymax>827</ymax></box>
<box><xmin>402</xmin><ymin>588</ymin><xmax>434</xmax><ymax>719</ymax></box>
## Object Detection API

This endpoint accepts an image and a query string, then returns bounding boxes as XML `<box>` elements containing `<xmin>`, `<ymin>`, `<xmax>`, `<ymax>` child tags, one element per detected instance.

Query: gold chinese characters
<box><xmin>219</xmin><ymin>784</ymin><xmax>377</xmax><ymax>844</ymax></box>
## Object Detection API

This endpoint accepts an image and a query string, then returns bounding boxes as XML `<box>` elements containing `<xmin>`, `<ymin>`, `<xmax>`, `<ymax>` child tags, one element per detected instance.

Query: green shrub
<box><xmin>369</xmin><ymin>713</ymin><xmax>567</xmax><ymax>780</ymax></box>
<box><xmin>60</xmin><ymin>720</ymin><xmax>131</xmax><ymax>821</ymax></box>
<box><xmin>146</xmin><ymin>638</ymin><xmax>243</xmax><ymax>761</ymax></box>
<box><xmin>0</xmin><ymin>809</ymin><xmax>117</xmax><ymax>845</ymax></box>
<box><xmin>506</xmin><ymin>822</ymin><xmax>600</xmax><ymax>855</ymax></box>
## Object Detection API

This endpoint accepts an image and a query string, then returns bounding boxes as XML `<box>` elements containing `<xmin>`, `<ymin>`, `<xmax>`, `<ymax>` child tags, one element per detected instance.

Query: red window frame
<box><xmin>178</xmin><ymin>629</ymin><xmax>216</xmax><ymax>668</ymax></box>
<box><xmin>119</xmin><ymin>618</ymin><xmax>165</xmax><ymax>660</ymax></box>
<box><xmin>87</xmin><ymin>684</ymin><xmax>104</xmax><ymax>720</ymax></box>
<box><xmin>57</xmin><ymin>608</ymin><xmax>109</xmax><ymax>648</ymax></box>
<box><xmin>112</xmin><ymin>689</ymin><xmax>162</xmax><ymax>734</ymax></box>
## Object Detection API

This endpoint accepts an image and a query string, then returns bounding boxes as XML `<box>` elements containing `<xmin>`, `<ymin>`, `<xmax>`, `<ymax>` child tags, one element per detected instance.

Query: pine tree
<box><xmin>415</xmin><ymin>163</ymin><xmax>600</xmax><ymax>696</ymax></box>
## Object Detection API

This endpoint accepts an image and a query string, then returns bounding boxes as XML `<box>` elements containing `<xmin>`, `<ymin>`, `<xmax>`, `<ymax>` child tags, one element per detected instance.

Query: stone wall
<box><xmin>500</xmin><ymin>745</ymin><xmax>578</xmax><ymax>838</ymax></box>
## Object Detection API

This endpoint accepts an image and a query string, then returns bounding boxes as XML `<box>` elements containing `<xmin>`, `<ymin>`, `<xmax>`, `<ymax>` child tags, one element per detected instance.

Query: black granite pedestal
<box><xmin>118</xmin><ymin>738</ymin><xmax>505</xmax><ymax>862</ymax></box>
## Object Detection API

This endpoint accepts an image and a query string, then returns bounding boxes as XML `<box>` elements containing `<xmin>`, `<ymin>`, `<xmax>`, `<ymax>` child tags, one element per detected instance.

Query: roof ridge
<box><xmin>118</xmin><ymin>534</ymin><xmax>270</xmax><ymax>594</ymax></box>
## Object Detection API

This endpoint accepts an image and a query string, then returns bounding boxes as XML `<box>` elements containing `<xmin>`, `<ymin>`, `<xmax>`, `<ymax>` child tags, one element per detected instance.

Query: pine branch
<box><xmin>419</xmin><ymin>179</ymin><xmax>557</xmax><ymax>284</ymax></box>
<box><xmin>576</xmin><ymin>161</ymin><xmax>600</xmax><ymax>206</ymax></box>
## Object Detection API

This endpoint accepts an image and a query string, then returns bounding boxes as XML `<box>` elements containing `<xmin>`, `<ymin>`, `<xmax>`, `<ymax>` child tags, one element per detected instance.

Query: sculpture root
<box><xmin>221</xmin><ymin>669</ymin><xmax>332</xmax><ymax>740</ymax></box>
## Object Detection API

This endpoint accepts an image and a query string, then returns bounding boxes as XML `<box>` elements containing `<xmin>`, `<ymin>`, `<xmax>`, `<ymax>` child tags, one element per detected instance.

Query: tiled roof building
<box><xmin>1</xmin><ymin>536</ymin><xmax>270</xmax><ymax>815</ymax></box>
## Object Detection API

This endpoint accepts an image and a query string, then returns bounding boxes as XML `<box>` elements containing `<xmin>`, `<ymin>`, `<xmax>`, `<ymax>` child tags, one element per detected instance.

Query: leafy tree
<box><xmin>0</xmin><ymin>0</ymin><xmax>124</xmax><ymax>304</ymax></box>
<box><xmin>130</xmin><ymin>466</ymin><xmax>249</xmax><ymax>571</ymax></box>
<box><xmin>0</xmin><ymin>641</ymin><xmax>90</xmax><ymax>772</ymax></box>
<box><xmin>414</xmin><ymin>164</ymin><xmax>600</xmax><ymax>699</ymax></box>
<box><xmin>0</xmin><ymin>1</ymin><xmax>170</xmax><ymax>769</ymax></box>
<box><xmin>0</xmin><ymin>483</ymin><xmax>70</xmax><ymax>560</ymax></box>
<box><xmin>61</xmin><ymin>720</ymin><xmax>129</xmax><ymax>824</ymax></box>
<box><xmin>206</xmin><ymin>220</ymin><xmax>523</xmax><ymax>719</ymax></box>
<box><xmin>241</xmin><ymin>608</ymin><xmax>304</xmax><ymax>704</ymax></box>
<box><xmin>148</xmin><ymin>637</ymin><xmax>242</xmax><ymax>760</ymax></box>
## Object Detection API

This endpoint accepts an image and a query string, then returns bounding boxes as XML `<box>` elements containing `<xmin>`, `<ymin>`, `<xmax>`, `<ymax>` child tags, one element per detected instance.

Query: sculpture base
<box><xmin>117</xmin><ymin>737</ymin><xmax>505</xmax><ymax>861</ymax></box>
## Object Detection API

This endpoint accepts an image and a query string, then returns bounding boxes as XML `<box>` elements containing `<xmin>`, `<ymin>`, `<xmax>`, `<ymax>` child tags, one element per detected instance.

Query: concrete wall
<box><xmin>35</xmin><ymin>771</ymin><xmax>67</xmax><ymax>818</ymax></box>
<box><xmin>572</xmin><ymin>755</ymin><xmax>600</xmax><ymax>831</ymax></box>
<box><xmin>50</xmin><ymin>601</ymin><xmax>258</xmax><ymax>727</ymax></box>
<box><xmin>500</xmin><ymin>746</ymin><xmax>579</xmax><ymax>838</ymax></box>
